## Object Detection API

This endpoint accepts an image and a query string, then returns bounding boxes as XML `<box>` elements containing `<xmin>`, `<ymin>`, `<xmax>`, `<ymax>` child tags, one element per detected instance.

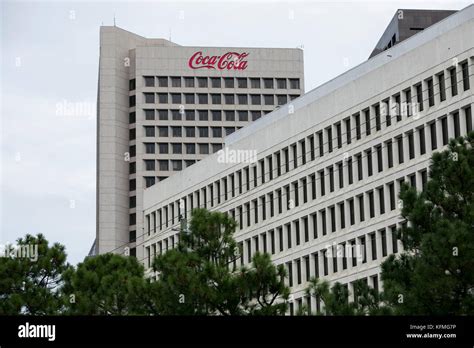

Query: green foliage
<box><xmin>304</xmin><ymin>277</ymin><xmax>389</xmax><ymax>316</ymax></box>
<box><xmin>0</xmin><ymin>233</ymin><xmax>69</xmax><ymax>315</ymax></box>
<box><xmin>381</xmin><ymin>133</ymin><xmax>474</xmax><ymax>315</ymax></box>
<box><xmin>62</xmin><ymin>253</ymin><xmax>147</xmax><ymax>315</ymax></box>
<box><xmin>148</xmin><ymin>208</ymin><xmax>289</xmax><ymax>315</ymax></box>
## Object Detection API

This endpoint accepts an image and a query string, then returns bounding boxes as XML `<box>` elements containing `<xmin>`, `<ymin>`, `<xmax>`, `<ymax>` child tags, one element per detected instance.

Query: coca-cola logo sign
<box><xmin>188</xmin><ymin>51</ymin><xmax>249</xmax><ymax>70</ymax></box>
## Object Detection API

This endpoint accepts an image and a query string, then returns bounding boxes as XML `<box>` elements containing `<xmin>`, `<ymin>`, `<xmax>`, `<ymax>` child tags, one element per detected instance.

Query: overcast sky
<box><xmin>0</xmin><ymin>0</ymin><xmax>471</xmax><ymax>265</ymax></box>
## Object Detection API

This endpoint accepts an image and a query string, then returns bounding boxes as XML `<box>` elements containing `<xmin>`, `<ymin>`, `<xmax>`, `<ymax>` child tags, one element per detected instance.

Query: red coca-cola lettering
<box><xmin>188</xmin><ymin>51</ymin><xmax>249</xmax><ymax>70</ymax></box>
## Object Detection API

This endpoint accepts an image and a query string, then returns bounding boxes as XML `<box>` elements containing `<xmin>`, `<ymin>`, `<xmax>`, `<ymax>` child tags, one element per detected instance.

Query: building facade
<box><xmin>95</xmin><ymin>26</ymin><xmax>304</xmax><ymax>258</ymax></box>
<box><xmin>140</xmin><ymin>6</ymin><xmax>474</xmax><ymax>314</ymax></box>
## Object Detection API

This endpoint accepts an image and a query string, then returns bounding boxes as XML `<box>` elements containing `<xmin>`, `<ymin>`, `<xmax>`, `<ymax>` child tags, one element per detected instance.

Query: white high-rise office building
<box><xmin>139</xmin><ymin>7</ymin><xmax>474</xmax><ymax>314</ymax></box>
<box><xmin>95</xmin><ymin>26</ymin><xmax>304</xmax><ymax>258</ymax></box>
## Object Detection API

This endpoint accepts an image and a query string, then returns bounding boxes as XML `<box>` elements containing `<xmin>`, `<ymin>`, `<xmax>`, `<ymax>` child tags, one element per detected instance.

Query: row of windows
<box><xmin>132</xmin><ymin>109</ymin><xmax>272</xmax><ymax>123</ymax></box>
<box><xmin>148</xmin><ymin>125</ymin><xmax>243</xmax><ymax>138</ymax></box>
<box><xmin>142</xmin><ymin>125</ymin><xmax>242</xmax><ymax>139</ymax></box>
<box><xmin>142</xmin><ymin>142</ymin><xmax>223</xmax><ymax>158</ymax></box>
<box><xmin>138</xmin><ymin>92</ymin><xmax>299</xmax><ymax>106</ymax></box>
<box><xmin>144</xmin><ymin>103</ymin><xmax>471</xmax><ymax>231</ymax></box>
<box><xmin>133</xmin><ymin>76</ymin><xmax>301</xmax><ymax>90</ymax></box>
<box><xmin>140</xmin><ymin>60</ymin><xmax>472</xmax><ymax>231</ymax></box>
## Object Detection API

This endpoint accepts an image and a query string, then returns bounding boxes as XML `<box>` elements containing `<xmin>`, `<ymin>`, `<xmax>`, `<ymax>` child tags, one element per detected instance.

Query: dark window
<box><xmin>171</xmin><ymin>109</ymin><xmax>182</xmax><ymax>120</ymax></box>
<box><xmin>438</xmin><ymin>72</ymin><xmax>446</xmax><ymax>101</ymax></box>
<box><xmin>250</xmin><ymin>78</ymin><xmax>260</xmax><ymax>88</ymax></box>
<box><xmin>387</xmin><ymin>140</ymin><xmax>393</xmax><ymax>168</ymax></box>
<box><xmin>378</xmin><ymin>186</ymin><xmax>385</xmax><ymax>214</ymax></box>
<box><xmin>198</xmin><ymin>94</ymin><xmax>208</xmax><ymax>104</ymax></box>
<box><xmin>158</xmin><ymin>126</ymin><xmax>169</xmax><ymax>137</ymax></box>
<box><xmin>389</xmin><ymin>182</ymin><xmax>395</xmax><ymax>210</ymax></box>
<box><xmin>224</xmin><ymin>94</ymin><xmax>235</xmax><ymax>104</ymax></box>
<box><xmin>366</xmin><ymin>149</ymin><xmax>373</xmax><ymax>177</ymax></box>
<box><xmin>364</xmin><ymin>109</ymin><xmax>371</xmax><ymax>135</ymax></box>
<box><xmin>224</xmin><ymin>78</ymin><xmax>234</xmax><ymax>88</ymax></box>
<box><xmin>145</xmin><ymin>177</ymin><xmax>155</xmax><ymax>188</ymax></box>
<box><xmin>404</xmin><ymin>88</ymin><xmax>412</xmax><ymax>117</ymax></box>
<box><xmin>145</xmin><ymin>160</ymin><xmax>155</xmax><ymax>171</ymax></box>
<box><xmin>185</xmin><ymin>143</ymin><xmax>196</xmax><ymax>154</ymax></box>
<box><xmin>158</xmin><ymin>109</ymin><xmax>168</xmax><ymax>120</ymax></box>
<box><xmin>145</xmin><ymin>143</ymin><xmax>155</xmax><ymax>154</ymax></box>
<box><xmin>416</xmin><ymin>83</ymin><xmax>423</xmax><ymax>112</ymax></box>
<box><xmin>276</xmin><ymin>78</ymin><xmax>287</xmax><ymax>89</ymax></box>
<box><xmin>374</xmin><ymin>104</ymin><xmax>381</xmax><ymax>131</ymax></box>
<box><xmin>211</xmin><ymin>77</ymin><xmax>221</xmax><ymax>88</ymax></box>
<box><xmin>289</xmin><ymin>78</ymin><xmax>300</xmax><ymax>89</ymax></box>
<box><xmin>129</xmin><ymin>78</ymin><xmax>136</xmax><ymax>90</ymax></box>
<box><xmin>172</xmin><ymin>160</ymin><xmax>182</xmax><ymax>171</ymax></box>
<box><xmin>355</xmin><ymin>113</ymin><xmax>361</xmax><ymax>139</ymax></box>
<box><xmin>427</xmin><ymin>78</ymin><xmax>434</xmax><ymax>107</ymax></box>
<box><xmin>453</xmin><ymin>112</ymin><xmax>460</xmax><ymax>138</ymax></box>
<box><xmin>417</xmin><ymin>127</ymin><xmax>426</xmax><ymax>155</ymax></box>
<box><xmin>251</xmin><ymin>94</ymin><xmax>261</xmax><ymax>105</ymax></box>
<box><xmin>251</xmin><ymin>111</ymin><xmax>261</xmax><ymax>121</ymax></box>
<box><xmin>408</xmin><ymin>131</ymin><xmax>415</xmax><ymax>159</ymax></box>
<box><xmin>238</xmin><ymin>95</ymin><xmax>248</xmax><ymax>105</ymax></box>
<box><xmin>184</xmin><ymin>77</ymin><xmax>195</xmax><ymax>88</ymax></box>
<box><xmin>197</xmin><ymin>77</ymin><xmax>208</xmax><ymax>88</ymax></box>
<box><xmin>171</xmin><ymin>76</ymin><xmax>181</xmax><ymax>87</ymax></box>
<box><xmin>184</xmin><ymin>93</ymin><xmax>195</xmax><ymax>104</ymax></box>
<box><xmin>158</xmin><ymin>143</ymin><xmax>168</xmax><ymax>154</ymax></box>
<box><xmin>277</xmin><ymin>95</ymin><xmax>287</xmax><ymax>105</ymax></box>
<box><xmin>158</xmin><ymin>76</ymin><xmax>168</xmax><ymax>87</ymax></box>
<box><xmin>336</xmin><ymin>122</ymin><xmax>342</xmax><ymax>148</ymax></box>
<box><xmin>465</xmin><ymin>106</ymin><xmax>472</xmax><ymax>133</ymax></box>
<box><xmin>368</xmin><ymin>191</ymin><xmax>375</xmax><ymax>218</ymax></box>
<box><xmin>397</xmin><ymin>137</ymin><xmax>404</xmax><ymax>164</ymax></box>
<box><xmin>171</xmin><ymin>126</ymin><xmax>181</xmax><ymax>137</ymax></box>
<box><xmin>376</xmin><ymin>145</ymin><xmax>383</xmax><ymax>172</ymax></box>
<box><xmin>461</xmin><ymin>61</ymin><xmax>470</xmax><ymax>91</ymax></box>
<box><xmin>212</xmin><ymin>110</ymin><xmax>222</xmax><ymax>121</ymax></box>
<box><xmin>237</xmin><ymin>78</ymin><xmax>247</xmax><ymax>88</ymax></box>
<box><xmin>450</xmin><ymin>67</ymin><xmax>458</xmax><ymax>96</ymax></box>
<box><xmin>326</xmin><ymin>127</ymin><xmax>332</xmax><ymax>153</ymax></box>
<box><xmin>144</xmin><ymin>77</ymin><xmax>154</xmax><ymax>87</ymax></box>
<box><xmin>171</xmin><ymin>93</ymin><xmax>181</xmax><ymax>104</ymax></box>
<box><xmin>158</xmin><ymin>93</ymin><xmax>168</xmax><ymax>104</ymax></box>
<box><xmin>430</xmin><ymin>122</ymin><xmax>437</xmax><ymax>150</ymax></box>
<box><xmin>172</xmin><ymin>143</ymin><xmax>182</xmax><ymax>154</ymax></box>
<box><xmin>441</xmin><ymin>116</ymin><xmax>448</xmax><ymax>145</ymax></box>
<box><xmin>144</xmin><ymin>93</ymin><xmax>154</xmax><ymax>104</ymax></box>
<box><xmin>144</xmin><ymin>126</ymin><xmax>155</xmax><ymax>137</ymax></box>
<box><xmin>263</xmin><ymin>78</ymin><xmax>274</xmax><ymax>89</ymax></box>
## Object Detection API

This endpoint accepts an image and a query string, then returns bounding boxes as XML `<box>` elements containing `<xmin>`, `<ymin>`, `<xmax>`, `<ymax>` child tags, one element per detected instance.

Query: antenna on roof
<box><xmin>114</xmin><ymin>13</ymin><xmax>116</xmax><ymax>27</ymax></box>
<box><xmin>169</xmin><ymin>27</ymin><xmax>172</xmax><ymax>41</ymax></box>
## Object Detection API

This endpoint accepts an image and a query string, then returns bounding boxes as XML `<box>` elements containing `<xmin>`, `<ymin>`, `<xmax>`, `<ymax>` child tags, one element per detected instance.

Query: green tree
<box><xmin>0</xmin><ymin>233</ymin><xmax>69</xmax><ymax>315</ymax></box>
<box><xmin>304</xmin><ymin>278</ymin><xmax>388</xmax><ymax>315</ymax></box>
<box><xmin>148</xmin><ymin>208</ymin><xmax>289</xmax><ymax>315</ymax></box>
<box><xmin>381</xmin><ymin>133</ymin><xmax>474</xmax><ymax>315</ymax></box>
<box><xmin>62</xmin><ymin>253</ymin><xmax>147</xmax><ymax>315</ymax></box>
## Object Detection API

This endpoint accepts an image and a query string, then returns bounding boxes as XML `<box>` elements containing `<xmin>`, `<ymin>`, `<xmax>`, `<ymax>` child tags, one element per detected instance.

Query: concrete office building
<box><xmin>140</xmin><ymin>6</ymin><xmax>474</xmax><ymax>314</ymax></box>
<box><xmin>95</xmin><ymin>26</ymin><xmax>304</xmax><ymax>257</ymax></box>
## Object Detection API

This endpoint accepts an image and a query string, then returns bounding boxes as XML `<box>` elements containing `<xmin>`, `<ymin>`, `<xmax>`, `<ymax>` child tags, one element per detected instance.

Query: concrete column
<box><xmin>460</xmin><ymin>109</ymin><xmax>468</xmax><ymax>136</ymax></box>
<box><xmin>436</xmin><ymin>118</ymin><xmax>444</xmax><ymax>148</ymax></box>
<box><xmin>365</xmin><ymin>234</ymin><xmax>372</xmax><ymax>263</ymax></box>
<box><xmin>310</xmin><ymin>253</ymin><xmax>316</xmax><ymax>279</ymax></box>
<box><xmin>318</xmin><ymin>252</ymin><xmax>325</xmax><ymax>278</ymax></box>
<box><xmin>448</xmin><ymin>113</ymin><xmax>455</xmax><ymax>140</ymax></box>
<box><xmin>376</xmin><ymin>230</ymin><xmax>383</xmax><ymax>260</ymax></box>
